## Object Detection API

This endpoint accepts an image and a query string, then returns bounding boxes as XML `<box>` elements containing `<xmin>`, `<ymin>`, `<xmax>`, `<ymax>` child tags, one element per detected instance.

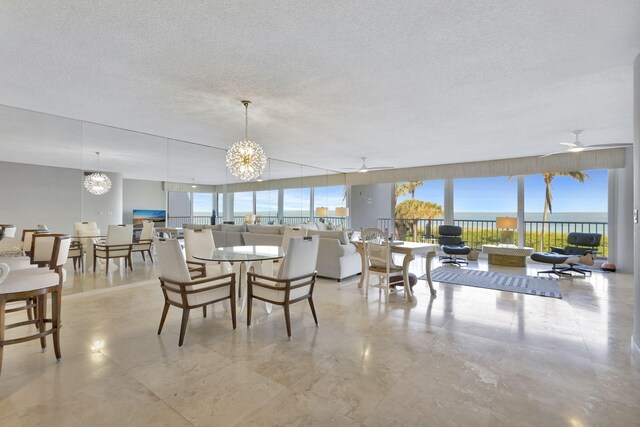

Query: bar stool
<box><xmin>0</xmin><ymin>235</ymin><xmax>70</xmax><ymax>374</ymax></box>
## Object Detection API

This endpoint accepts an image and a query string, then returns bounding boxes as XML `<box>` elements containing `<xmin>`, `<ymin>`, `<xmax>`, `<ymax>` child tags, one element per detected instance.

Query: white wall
<box><xmin>0</xmin><ymin>161</ymin><xmax>123</xmax><ymax>236</ymax></box>
<box><xmin>350</xmin><ymin>183</ymin><xmax>393</xmax><ymax>232</ymax></box>
<box><xmin>0</xmin><ymin>160</ymin><xmax>82</xmax><ymax>235</ymax></box>
<box><xmin>123</xmin><ymin>179</ymin><xmax>166</xmax><ymax>224</ymax></box>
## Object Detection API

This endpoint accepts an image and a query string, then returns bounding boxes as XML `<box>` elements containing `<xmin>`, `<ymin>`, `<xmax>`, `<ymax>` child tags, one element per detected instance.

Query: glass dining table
<box><xmin>71</xmin><ymin>234</ymin><xmax>106</xmax><ymax>272</ymax></box>
<box><xmin>194</xmin><ymin>245</ymin><xmax>284</xmax><ymax>315</ymax></box>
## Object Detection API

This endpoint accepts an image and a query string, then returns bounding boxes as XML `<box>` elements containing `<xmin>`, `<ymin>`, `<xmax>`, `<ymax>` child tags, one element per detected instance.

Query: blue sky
<box><xmin>397</xmin><ymin>169</ymin><xmax>607</xmax><ymax>213</ymax></box>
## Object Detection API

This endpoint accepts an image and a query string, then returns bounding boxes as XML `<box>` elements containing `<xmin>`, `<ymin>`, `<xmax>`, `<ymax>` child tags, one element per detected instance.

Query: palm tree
<box><xmin>405</xmin><ymin>181</ymin><xmax>423</xmax><ymax>199</ymax></box>
<box><xmin>539</xmin><ymin>171</ymin><xmax>589</xmax><ymax>250</ymax></box>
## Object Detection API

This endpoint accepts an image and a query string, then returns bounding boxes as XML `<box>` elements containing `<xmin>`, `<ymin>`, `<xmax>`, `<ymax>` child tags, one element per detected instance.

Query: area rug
<box><xmin>419</xmin><ymin>267</ymin><xmax>562</xmax><ymax>299</ymax></box>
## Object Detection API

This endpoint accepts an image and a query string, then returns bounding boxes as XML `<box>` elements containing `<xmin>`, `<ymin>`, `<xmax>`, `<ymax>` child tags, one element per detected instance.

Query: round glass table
<box><xmin>194</xmin><ymin>245</ymin><xmax>284</xmax><ymax>314</ymax></box>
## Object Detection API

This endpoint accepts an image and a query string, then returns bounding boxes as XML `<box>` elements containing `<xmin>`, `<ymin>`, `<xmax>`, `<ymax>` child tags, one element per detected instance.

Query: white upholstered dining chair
<box><xmin>183</xmin><ymin>228</ymin><xmax>231</xmax><ymax>278</ymax></box>
<box><xmin>132</xmin><ymin>220</ymin><xmax>154</xmax><ymax>263</ymax></box>
<box><xmin>247</xmin><ymin>235</ymin><xmax>319</xmax><ymax>340</ymax></box>
<box><xmin>155</xmin><ymin>237</ymin><xmax>236</xmax><ymax>346</ymax></box>
<box><xmin>93</xmin><ymin>224</ymin><xmax>133</xmax><ymax>273</ymax></box>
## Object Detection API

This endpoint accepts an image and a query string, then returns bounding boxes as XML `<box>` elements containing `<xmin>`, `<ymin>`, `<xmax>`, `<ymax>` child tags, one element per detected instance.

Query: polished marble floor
<box><xmin>1</xmin><ymin>254</ymin><xmax>639</xmax><ymax>426</ymax></box>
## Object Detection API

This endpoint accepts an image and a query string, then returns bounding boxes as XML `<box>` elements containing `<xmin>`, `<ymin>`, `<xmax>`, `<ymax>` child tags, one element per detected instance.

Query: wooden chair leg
<box><xmin>178</xmin><ymin>308</ymin><xmax>190</xmax><ymax>346</ymax></box>
<box><xmin>308</xmin><ymin>297</ymin><xmax>319</xmax><ymax>326</ymax></box>
<box><xmin>93</xmin><ymin>253</ymin><xmax>97</xmax><ymax>272</ymax></box>
<box><xmin>38</xmin><ymin>294</ymin><xmax>47</xmax><ymax>350</ymax></box>
<box><xmin>105</xmin><ymin>257</ymin><xmax>109</xmax><ymax>274</ymax></box>
<box><xmin>26</xmin><ymin>298</ymin><xmax>33</xmax><ymax>322</ymax></box>
<box><xmin>128</xmin><ymin>255</ymin><xmax>133</xmax><ymax>271</ymax></box>
<box><xmin>141</xmin><ymin>251</ymin><xmax>146</xmax><ymax>262</ymax></box>
<box><xmin>284</xmin><ymin>303</ymin><xmax>292</xmax><ymax>340</ymax></box>
<box><xmin>158</xmin><ymin>302</ymin><xmax>170</xmax><ymax>335</ymax></box>
<box><xmin>148</xmin><ymin>251</ymin><xmax>153</xmax><ymax>263</ymax></box>
<box><xmin>72</xmin><ymin>258</ymin><xmax>77</xmax><ymax>271</ymax></box>
<box><xmin>230</xmin><ymin>286</ymin><xmax>236</xmax><ymax>329</ymax></box>
<box><xmin>52</xmin><ymin>288</ymin><xmax>62</xmax><ymax>360</ymax></box>
<box><xmin>246</xmin><ymin>291</ymin><xmax>252</xmax><ymax>327</ymax></box>
<box><xmin>0</xmin><ymin>299</ymin><xmax>5</xmax><ymax>375</ymax></box>
<box><xmin>202</xmin><ymin>305</ymin><xmax>207</xmax><ymax>318</ymax></box>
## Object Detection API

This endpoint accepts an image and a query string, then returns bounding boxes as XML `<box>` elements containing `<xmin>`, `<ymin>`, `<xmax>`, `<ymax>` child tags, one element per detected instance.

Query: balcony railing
<box><xmin>168</xmin><ymin>215</ymin><xmax>347</xmax><ymax>228</ymax></box>
<box><xmin>377</xmin><ymin>217</ymin><xmax>608</xmax><ymax>256</ymax></box>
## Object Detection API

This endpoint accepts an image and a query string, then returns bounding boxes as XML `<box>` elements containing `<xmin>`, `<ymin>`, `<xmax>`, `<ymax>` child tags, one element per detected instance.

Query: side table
<box><xmin>482</xmin><ymin>245</ymin><xmax>533</xmax><ymax>267</ymax></box>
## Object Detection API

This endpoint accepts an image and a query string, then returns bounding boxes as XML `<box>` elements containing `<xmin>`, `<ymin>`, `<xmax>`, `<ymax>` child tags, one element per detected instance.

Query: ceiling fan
<box><xmin>342</xmin><ymin>157</ymin><xmax>393</xmax><ymax>173</ymax></box>
<box><xmin>540</xmin><ymin>130</ymin><xmax>632</xmax><ymax>157</ymax></box>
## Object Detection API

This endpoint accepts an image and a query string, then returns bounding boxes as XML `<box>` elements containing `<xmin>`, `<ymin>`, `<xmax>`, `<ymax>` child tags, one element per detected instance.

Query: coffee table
<box><xmin>482</xmin><ymin>244</ymin><xmax>533</xmax><ymax>267</ymax></box>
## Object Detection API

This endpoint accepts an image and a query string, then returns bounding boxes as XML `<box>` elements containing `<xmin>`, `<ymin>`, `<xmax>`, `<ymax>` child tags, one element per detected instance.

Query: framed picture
<box><xmin>133</xmin><ymin>209</ymin><xmax>166</xmax><ymax>228</ymax></box>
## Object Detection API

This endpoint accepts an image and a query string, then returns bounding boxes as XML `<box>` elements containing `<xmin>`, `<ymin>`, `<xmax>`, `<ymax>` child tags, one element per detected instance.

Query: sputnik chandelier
<box><xmin>225</xmin><ymin>100</ymin><xmax>267</xmax><ymax>181</ymax></box>
<box><xmin>84</xmin><ymin>151</ymin><xmax>112</xmax><ymax>195</ymax></box>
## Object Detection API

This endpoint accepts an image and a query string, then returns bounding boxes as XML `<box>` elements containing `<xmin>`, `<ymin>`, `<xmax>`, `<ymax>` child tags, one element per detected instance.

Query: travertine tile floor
<box><xmin>1</xmin><ymin>255</ymin><xmax>639</xmax><ymax>426</ymax></box>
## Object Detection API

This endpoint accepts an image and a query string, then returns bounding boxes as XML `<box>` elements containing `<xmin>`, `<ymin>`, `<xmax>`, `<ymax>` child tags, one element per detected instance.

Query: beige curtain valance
<box><xmin>344</xmin><ymin>148</ymin><xmax>628</xmax><ymax>186</ymax></box>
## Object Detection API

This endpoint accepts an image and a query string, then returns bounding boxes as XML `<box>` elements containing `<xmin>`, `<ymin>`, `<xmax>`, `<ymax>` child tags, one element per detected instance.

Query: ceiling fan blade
<box><xmin>367</xmin><ymin>166</ymin><xmax>393</xmax><ymax>170</ymax></box>
<box><xmin>539</xmin><ymin>151</ymin><xmax>567</xmax><ymax>158</ymax></box>
<box><xmin>559</xmin><ymin>142</ymin><xmax>577</xmax><ymax>147</ymax></box>
<box><xmin>341</xmin><ymin>167</ymin><xmax>361</xmax><ymax>170</ymax></box>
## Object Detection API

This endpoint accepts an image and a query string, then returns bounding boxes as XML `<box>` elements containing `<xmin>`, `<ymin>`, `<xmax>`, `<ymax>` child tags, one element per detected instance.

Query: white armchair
<box><xmin>247</xmin><ymin>235</ymin><xmax>319</xmax><ymax>340</ymax></box>
<box><xmin>93</xmin><ymin>225</ymin><xmax>133</xmax><ymax>273</ymax></box>
<box><xmin>155</xmin><ymin>237</ymin><xmax>236</xmax><ymax>346</ymax></box>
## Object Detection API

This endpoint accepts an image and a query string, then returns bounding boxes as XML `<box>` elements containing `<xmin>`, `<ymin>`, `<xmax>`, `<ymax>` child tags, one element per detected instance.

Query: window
<box><xmin>524</xmin><ymin>169</ymin><xmax>608</xmax><ymax>253</ymax></box>
<box><xmin>192</xmin><ymin>193</ymin><xmax>213</xmax><ymax>217</ymax></box>
<box><xmin>282</xmin><ymin>188</ymin><xmax>310</xmax><ymax>224</ymax></box>
<box><xmin>453</xmin><ymin>176</ymin><xmax>517</xmax><ymax>247</ymax></box>
<box><xmin>256</xmin><ymin>190</ymin><xmax>278</xmax><ymax>224</ymax></box>
<box><xmin>233</xmin><ymin>191</ymin><xmax>254</xmax><ymax>218</ymax></box>
<box><xmin>394</xmin><ymin>180</ymin><xmax>444</xmax><ymax>241</ymax></box>
<box><xmin>313</xmin><ymin>185</ymin><xmax>346</xmax><ymax>217</ymax></box>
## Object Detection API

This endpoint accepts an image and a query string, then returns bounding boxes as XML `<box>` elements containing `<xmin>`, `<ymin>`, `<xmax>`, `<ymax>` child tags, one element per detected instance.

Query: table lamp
<box><xmin>335</xmin><ymin>207</ymin><xmax>349</xmax><ymax>217</ymax></box>
<box><xmin>315</xmin><ymin>207</ymin><xmax>328</xmax><ymax>222</ymax></box>
<box><xmin>496</xmin><ymin>216</ymin><xmax>517</xmax><ymax>245</ymax></box>
<box><xmin>244</xmin><ymin>213</ymin><xmax>256</xmax><ymax>224</ymax></box>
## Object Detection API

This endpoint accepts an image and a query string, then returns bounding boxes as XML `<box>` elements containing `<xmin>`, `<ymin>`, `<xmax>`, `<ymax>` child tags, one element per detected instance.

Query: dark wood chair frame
<box><xmin>21</xmin><ymin>228</ymin><xmax>49</xmax><ymax>256</ymax></box>
<box><xmin>93</xmin><ymin>243</ymin><xmax>133</xmax><ymax>273</ymax></box>
<box><xmin>0</xmin><ymin>235</ymin><xmax>68</xmax><ymax>375</ymax></box>
<box><xmin>68</xmin><ymin>240</ymin><xmax>83</xmax><ymax>271</ymax></box>
<box><xmin>246</xmin><ymin>271</ymin><xmax>318</xmax><ymax>339</ymax></box>
<box><xmin>132</xmin><ymin>239</ymin><xmax>154</xmax><ymax>263</ymax></box>
<box><xmin>158</xmin><ymin>273</ymin><xmax>237</xmax><ymax>346</ymax></box>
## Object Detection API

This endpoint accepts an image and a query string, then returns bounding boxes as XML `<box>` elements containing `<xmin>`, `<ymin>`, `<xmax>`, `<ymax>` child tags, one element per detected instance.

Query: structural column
<box><xmin>444</xmin><ymin>179</ymin><xmax>454</xmax><ymax>225</ymax></box>
<box><xmin>517</xmin><ymin>175</ymin><xmax>525</xmax><ymax>247</ymax></box>
<box><xmin>632</xmin><ymin>53</ymin><xmax>640</xmax><ymax>361</ymax></box>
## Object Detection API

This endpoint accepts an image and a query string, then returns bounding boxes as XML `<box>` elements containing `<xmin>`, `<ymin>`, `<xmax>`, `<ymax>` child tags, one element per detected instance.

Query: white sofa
<box><xmin>182</xmin><ymin>223</ymin><xmax>361</xmax><ymax>281</ymax></box>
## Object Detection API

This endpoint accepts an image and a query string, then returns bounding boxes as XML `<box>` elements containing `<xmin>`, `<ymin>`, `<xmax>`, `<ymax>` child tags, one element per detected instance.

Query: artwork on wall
<box><xmin>133</xmin><ymin>209</ymin><xmax>166</xmax><ymax>228</ymax></box>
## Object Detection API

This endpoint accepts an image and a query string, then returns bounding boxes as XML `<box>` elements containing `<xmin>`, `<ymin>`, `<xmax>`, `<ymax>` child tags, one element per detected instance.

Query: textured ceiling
<box><xmin>0</xmin><ymin>1</ymin><xmax>638</xmax><ymax>180</ymax></box>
